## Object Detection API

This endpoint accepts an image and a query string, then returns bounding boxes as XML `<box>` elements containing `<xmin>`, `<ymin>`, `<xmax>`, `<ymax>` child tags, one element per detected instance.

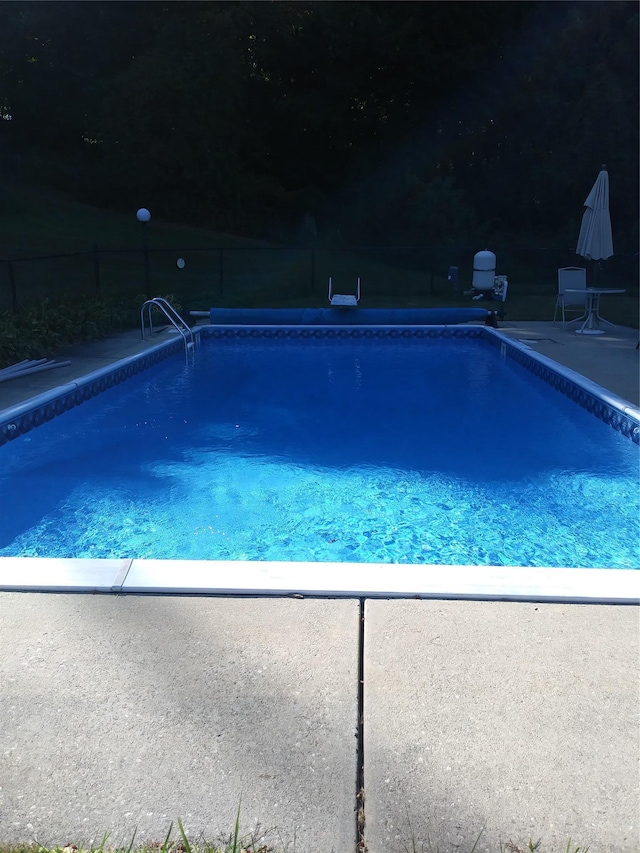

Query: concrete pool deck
<box><xmin>499</xmin><ymin>319</ymin><xmax>640</xmax><ymax>408</ymax></box>
<box><xmin>0</xmin><ymin>320</ymin><xmax>639</xmax><ymax>852</ymax></box>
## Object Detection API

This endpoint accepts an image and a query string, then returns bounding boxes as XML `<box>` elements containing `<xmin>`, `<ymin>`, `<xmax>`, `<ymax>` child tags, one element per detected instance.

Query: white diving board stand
<box><xmin>328</xmin><ymin>276</ymin><xmax>361</xmax><ymax>306</ymax></box>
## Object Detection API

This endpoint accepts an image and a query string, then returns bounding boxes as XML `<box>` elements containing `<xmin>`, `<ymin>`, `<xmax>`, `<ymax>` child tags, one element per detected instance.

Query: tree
<box><xmin>0</xmin><ymin>1</ymin><xmax>636</xmax><ymax>246</ymax></box>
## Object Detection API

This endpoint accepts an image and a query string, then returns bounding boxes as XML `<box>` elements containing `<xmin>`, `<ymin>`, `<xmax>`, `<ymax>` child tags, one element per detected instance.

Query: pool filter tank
<box><xmin>472</xmin><ymin>249</ymin><xmax>496</xmax><ymax>292</ymax></box>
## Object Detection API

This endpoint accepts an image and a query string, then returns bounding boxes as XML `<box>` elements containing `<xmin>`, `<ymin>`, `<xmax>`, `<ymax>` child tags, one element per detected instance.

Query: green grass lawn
<box><xmin>0</xmin><ymin>831</ymin><xmax>593</xmax><ymax>853</ymax></box>
<box><xmin>1</xmin><ymin>179</ymin><xmax>637</xmax><ymax>329</ymax></box>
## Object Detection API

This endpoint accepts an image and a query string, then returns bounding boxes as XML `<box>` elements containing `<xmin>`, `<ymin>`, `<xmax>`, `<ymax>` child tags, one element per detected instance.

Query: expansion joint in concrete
<box><xmin>356</xmin><ymin>597</ymin><xmax>367</xmax><ymax>853</ymax></box>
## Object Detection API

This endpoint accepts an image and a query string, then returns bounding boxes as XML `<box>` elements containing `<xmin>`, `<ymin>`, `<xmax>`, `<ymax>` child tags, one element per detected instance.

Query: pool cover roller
<box><xmin>207</xmin><ymin>307</ymin><xmax>492</xmax><ymax>325</ymax></box>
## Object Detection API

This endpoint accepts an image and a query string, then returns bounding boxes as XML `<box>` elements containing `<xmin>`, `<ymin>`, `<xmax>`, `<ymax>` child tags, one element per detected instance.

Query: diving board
<box><xmin>328</xmin><ymin>276</ymin><xmax>361</xmax><ymax>307</ymax></box>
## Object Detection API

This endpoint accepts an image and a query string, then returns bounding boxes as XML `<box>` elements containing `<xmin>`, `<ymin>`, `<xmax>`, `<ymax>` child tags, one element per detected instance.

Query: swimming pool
<box><xmin>1</xmin><ymin>325</ymin><xmax>638</xmax><ymax>602</ymax></box>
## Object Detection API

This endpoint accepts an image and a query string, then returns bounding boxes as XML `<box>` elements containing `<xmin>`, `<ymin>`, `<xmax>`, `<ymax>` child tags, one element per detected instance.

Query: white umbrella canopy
<box><xmin>576</xmin><ymin>165</ymin><xmax>614</xmax><ymax>261</ymax></box>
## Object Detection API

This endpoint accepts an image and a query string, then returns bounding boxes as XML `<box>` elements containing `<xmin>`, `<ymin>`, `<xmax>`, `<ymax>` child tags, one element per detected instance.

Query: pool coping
<box><xmin>2</xmin><ymin>325</ymin><xmax>639</xmax><ymax>445</ymax></box>
<box><xmin>1</xmin><ymin>324</ymin><xmax>638</xmax><ymax>604</ymax></box>
<box><xmin>0</xmin><ymin>557</ymin><xmax>638</xmax><ymax>603</ymax></box>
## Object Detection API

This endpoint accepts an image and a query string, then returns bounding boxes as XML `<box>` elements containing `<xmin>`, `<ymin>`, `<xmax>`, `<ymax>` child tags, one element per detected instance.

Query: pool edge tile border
<box><xmin>2</xmin><ymin>324</ymin><xmax>638</xmax><ymax>445</ymax></box>
<box><xmin>0</xmin><ymin>324</ymin><xmax>637</xmax><ymax>603</ymax></box>
<box><xmin>0</xmin><ymin>335</ymin><xmax>186</xmax><ymax>446</ymax></box>
<box><xmin>199</xmin><ymin>324</ymin><xmax>640</xmax><ymax>442</ymax></box>
<box><xmin>0</xmin><ymin>558</ymin><xmax>637</xmax><ymax>604</ymax></box>
<box><xmin>483</xmin><ymin>327</ymin><xmax>640</xmax><ymax>437</ymax></box>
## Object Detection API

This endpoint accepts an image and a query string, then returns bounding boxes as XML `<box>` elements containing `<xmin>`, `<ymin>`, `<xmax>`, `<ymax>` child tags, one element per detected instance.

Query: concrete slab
<box><xmin>364</xmin><ymin>600</ymin><xmax>639</xmax><ymax>853</ymax></box>
<box><xmin>0</xmin><ymin>594</ymin><xmax>359</xmax><ymax>851</ymax></box>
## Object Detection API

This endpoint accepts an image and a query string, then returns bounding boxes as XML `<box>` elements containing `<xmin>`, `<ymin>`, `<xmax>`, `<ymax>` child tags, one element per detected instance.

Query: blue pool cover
<box><xmin>208</xmin><ymin>307</ymin><xmax>492</xmax><ymax>325</ymax></box>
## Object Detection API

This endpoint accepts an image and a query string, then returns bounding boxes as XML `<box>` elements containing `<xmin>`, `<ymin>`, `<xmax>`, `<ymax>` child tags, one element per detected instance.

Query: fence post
<box><xmin>93</xmin><ymin>245</ymin><xmax>101</xmax><ymax>297</ymax></box>
<box><xmin>219</xmin><ymin>248</ymin><xmax>224</xmax><ymax>295</ymax></box>
<box><xmin>7</xmin><ymin>260</ymin><xmax>18</xmax><ymax>314</ymax></box>
<box><xmin>142</xmin><ymin>226</ymin><xmax>151</xmax><ymax>299</ymax></box>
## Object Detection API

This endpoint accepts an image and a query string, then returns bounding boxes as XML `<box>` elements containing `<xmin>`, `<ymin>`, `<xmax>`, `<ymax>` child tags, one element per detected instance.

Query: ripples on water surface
<box><xmin>1</xmin><ymin>336</ymin><xmax>638</xmax><ymax>569</ymax></box>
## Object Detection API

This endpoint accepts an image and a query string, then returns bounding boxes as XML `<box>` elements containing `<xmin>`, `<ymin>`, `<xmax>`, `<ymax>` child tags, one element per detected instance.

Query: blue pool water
<box><xmin>0</xmin><ymin>334</ymin><xmax>638</xmax><ymax>568</ymax></box>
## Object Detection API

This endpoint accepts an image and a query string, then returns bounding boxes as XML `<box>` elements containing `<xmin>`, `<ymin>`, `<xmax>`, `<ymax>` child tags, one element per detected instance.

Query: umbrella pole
<box><xmin>586</xmin><ymin>260</ymin><xmax>604</xmax><ymax>288</ymax></box>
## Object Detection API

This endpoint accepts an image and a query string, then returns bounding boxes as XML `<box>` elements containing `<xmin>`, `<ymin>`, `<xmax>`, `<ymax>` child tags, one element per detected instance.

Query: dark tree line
<box><xmin>0</xmin><ymin>1</ymin><xmax>637</xmax><ymax>248</ymax></box>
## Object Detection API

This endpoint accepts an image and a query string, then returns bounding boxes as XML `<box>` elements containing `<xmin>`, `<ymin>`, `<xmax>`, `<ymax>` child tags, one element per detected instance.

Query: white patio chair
<box><xmin>553</xmin><ymin>267</ymin><xmax>587</xmax><ymax>328</ymax></box>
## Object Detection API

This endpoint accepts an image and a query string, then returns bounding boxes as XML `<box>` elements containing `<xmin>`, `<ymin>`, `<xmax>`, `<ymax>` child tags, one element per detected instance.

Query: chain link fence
<box><xmin>1</xmin><ymin>245</ymin><xmax>637</xmax><ymax>317</ymax></box>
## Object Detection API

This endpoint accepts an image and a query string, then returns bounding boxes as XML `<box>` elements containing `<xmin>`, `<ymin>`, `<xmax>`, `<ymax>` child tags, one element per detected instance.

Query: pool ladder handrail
<box><xmin>141</xmin><ymin>297</ymin><xmax>195</xmax><ymax>355</ymax></box>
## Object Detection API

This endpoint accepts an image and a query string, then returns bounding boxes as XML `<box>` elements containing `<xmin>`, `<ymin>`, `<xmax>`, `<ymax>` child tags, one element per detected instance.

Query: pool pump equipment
<box><xmin>466</xmin><ymin>249</ymin><xmax>508</xmax><ymax>310</ymax></box>
<box><xmin>472</xmin><ymin>249</ymin><xmax>497</xmax><ymax>293</ymax></box>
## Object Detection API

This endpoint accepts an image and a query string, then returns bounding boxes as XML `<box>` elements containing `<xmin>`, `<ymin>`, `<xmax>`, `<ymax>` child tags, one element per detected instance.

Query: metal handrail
<box><xmin>141</xmin><ymin>297</ymin><xmax>195</xmax><ymax>355</ymax></box>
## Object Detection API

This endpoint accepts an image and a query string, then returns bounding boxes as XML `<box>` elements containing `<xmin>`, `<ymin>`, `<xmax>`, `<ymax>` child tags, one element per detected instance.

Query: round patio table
<box><xmin>565</xmin><ymin>287</ymin><xmax>626</xmax><ymax>335</ymax></box>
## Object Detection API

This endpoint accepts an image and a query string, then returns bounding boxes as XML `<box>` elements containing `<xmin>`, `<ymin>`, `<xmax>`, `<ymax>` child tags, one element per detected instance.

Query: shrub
<box><xmin>0</xmin><ymin>296</ymin><xmax>135</xmax><ymax>369</ymax></box>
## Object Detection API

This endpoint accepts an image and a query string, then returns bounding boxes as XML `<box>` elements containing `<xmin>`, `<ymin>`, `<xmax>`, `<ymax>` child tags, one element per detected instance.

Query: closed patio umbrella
<box><xmin>576</xmin><ymin>165</ymin><xmax>613</xmax><ymax>261</ymax></box>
